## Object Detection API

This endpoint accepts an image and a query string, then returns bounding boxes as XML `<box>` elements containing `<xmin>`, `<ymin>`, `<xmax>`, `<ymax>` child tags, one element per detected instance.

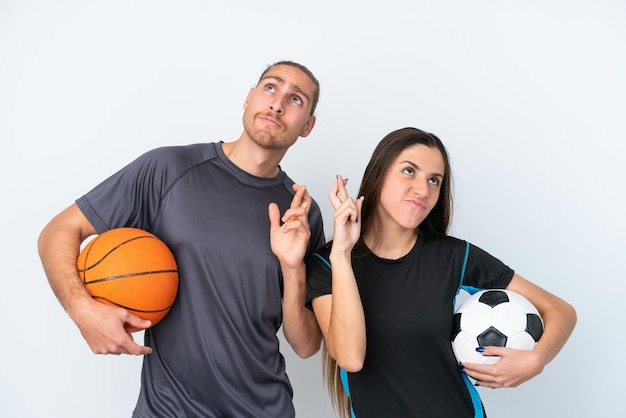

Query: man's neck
<box><xmin>221</xmin><ymin>138</ymin><xmax>286</xmax><ymax>178</ymax></box>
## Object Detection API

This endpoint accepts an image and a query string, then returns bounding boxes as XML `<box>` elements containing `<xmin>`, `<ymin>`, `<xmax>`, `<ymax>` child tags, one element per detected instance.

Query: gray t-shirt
<box><xmin>76</xmin><ymin>142</ymin><xmax>325</xmax><ymax>418</ymax></box>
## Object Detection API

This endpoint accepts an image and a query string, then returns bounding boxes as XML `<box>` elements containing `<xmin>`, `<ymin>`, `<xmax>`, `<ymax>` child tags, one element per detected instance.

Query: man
<box><xmin>38</xmin><ymin>60</ymin><xmax>325</xmax><ymax>417</ymax></box>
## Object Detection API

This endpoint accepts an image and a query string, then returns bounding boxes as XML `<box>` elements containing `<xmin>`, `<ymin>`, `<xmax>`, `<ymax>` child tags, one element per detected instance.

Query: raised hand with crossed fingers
<box><xmin>269</xmin><ymin>184</ymin><xmax>323</xmax><ymax>358</ymax></box>
<box><xmin>328</xmin><ymin>175</ymin><xmax>364</xmax><ymax>256</ymax></box>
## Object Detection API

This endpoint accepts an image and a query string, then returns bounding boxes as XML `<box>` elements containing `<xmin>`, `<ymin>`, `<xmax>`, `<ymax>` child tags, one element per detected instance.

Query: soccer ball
<box><xmin>451</xmin><ymin>289</ymin><xmax>544</xmax><ymax>364</ymax></box>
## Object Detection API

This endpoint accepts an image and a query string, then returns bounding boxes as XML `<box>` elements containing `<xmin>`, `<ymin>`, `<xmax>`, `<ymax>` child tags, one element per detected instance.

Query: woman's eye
<box><xmin>403</xmin><ymin>167</ymin><xmax>414</xmax><ymax>176</ymax></box>
<box><xmin>429</xmin><ymin>177</ymin><xmax>441</xmax><ymax>186</ymax></box>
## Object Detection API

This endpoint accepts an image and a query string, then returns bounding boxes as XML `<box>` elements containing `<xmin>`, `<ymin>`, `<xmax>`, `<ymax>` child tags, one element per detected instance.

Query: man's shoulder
<box><xmin>145</xmin><ymin>142</ymin><xmax>218</xmax><ymax>160</ymax></box>
<box><xmin>136</xmin><ymin>142</ymin><xmax>220</xmax><ymax>171</ymax></box>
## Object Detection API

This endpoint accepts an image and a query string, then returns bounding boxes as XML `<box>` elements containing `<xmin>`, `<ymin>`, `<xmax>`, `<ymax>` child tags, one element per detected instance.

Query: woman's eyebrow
<box><xmin>399</xmin><ymin>160</ymin><xmax>444</xmax><ymax>178</ymax></box>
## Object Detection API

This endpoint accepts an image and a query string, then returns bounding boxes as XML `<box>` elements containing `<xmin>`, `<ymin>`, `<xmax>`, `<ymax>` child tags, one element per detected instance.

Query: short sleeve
<box><xmin>462</xmin><ymin>243</ymin><xmax>515</xmax><ymax>290</ymax></box>
<box><xmin>76</xmin><ymin>147</ymin><xmax>184</xmax><ymax>233</ymax></box>
<box><xmin>305</xmin><ymin>247</ymin><xmax>333</xmax><ymax>311</ymax></box>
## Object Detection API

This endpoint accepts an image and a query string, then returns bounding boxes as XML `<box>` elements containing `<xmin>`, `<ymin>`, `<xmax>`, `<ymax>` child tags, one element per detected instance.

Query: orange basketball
<box><xmin>77</xmin><ymin>227</ymin><xmax>179</xmax><ymax>332</ymax></box>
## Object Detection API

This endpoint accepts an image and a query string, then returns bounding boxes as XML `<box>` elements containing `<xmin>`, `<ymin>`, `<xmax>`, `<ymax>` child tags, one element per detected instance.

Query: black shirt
<box><xmin>306</xmin><ymin>235</ymin><xmax>514</xmax><ymax>418</ymax></box>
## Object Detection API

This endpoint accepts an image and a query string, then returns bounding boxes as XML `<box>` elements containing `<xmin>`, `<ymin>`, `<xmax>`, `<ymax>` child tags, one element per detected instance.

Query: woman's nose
<box><xmin>412</xmin><ymin>179</ymin><xmax>429</xmax><ymax>197</ymax></box>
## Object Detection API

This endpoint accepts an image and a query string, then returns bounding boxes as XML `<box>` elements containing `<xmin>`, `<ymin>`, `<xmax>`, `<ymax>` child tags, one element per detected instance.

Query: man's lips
<box><xmin>258</xmin><ymin>115</ymin><xmax>281</xmax><ymax>128</ymax></box>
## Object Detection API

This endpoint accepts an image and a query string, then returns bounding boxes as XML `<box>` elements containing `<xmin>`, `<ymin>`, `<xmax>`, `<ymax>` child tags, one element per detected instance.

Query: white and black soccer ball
<box><xmin>451</xmin><ymin>289</ymin><xmax>544</xmax><ymax>364</ymax></box>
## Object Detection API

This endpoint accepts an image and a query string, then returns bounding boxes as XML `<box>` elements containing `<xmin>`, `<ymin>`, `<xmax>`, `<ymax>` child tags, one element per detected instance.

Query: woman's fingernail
<box><xmin>476</xmin><ymin>347</ymin><xmax>485</xmax><ymax>353</ymax></box>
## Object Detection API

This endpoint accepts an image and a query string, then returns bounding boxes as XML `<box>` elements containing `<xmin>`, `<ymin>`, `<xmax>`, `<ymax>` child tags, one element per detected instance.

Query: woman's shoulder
<box><xmin>421</xmin><ymin>234</ymin><xmax>467</xmax><ymax>250</ymax></box>
<box><xmin>311</xmin><ymin>242</ymin><xmax>332</xmax><ymax>261</ymax></box>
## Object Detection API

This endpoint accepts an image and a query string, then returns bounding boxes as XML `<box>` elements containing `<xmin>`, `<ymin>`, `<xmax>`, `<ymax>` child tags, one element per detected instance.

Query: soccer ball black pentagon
<box><xmin>451</xmin><ymin>289</ymin><xmax>544</xmax><ymax>364</ymax></box>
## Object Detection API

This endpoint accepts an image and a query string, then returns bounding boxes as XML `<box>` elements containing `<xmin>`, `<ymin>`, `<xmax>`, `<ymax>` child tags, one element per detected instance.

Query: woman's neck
<box><xmin>364</xmin><ymin>228</ymin><xmax>418</xmax><ymax>260</ymax></box>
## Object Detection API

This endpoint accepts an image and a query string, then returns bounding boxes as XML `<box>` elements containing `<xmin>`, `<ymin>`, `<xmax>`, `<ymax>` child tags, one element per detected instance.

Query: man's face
<box><xmin>242</xmin><ymin>64</ymin><xmax>317</xmax><ymax>150</ymax></box>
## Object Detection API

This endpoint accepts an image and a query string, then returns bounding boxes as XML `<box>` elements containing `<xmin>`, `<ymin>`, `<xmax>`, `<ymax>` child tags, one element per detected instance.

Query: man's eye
<box><xmin>265</xmin><ymin>85</ymin><xmax>275</xmax><ymax>93</ymax></box>
<box><xmin>291</xmin><ymin>96</ymin><xmax>303</xmax><ymax>105</ymax></box>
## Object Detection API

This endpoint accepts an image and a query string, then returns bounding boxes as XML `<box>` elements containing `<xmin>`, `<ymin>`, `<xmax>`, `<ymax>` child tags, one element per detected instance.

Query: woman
<box><xmin>305</xmin><ymin>127</ymin><xmax>576</xmax><ymax>418</ymax></box>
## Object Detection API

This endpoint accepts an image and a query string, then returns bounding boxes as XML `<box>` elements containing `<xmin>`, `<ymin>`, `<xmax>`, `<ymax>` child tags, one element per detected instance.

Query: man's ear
<box><xmin>299</xmin><ymin>115</ymin><xmax>316</xmax><ymax>138</ymax></box>
<box><xmin>243</xmin><ymin>87</ymin><xmax>255</xmax><ymax>110</ymax></box>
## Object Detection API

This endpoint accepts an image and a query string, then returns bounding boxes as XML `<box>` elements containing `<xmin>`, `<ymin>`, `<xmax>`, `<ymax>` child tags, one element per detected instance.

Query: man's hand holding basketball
<box><xmin>71</xmin><ymin>296</ymin><xmax>152</xmax><ymax>356</ymax></box>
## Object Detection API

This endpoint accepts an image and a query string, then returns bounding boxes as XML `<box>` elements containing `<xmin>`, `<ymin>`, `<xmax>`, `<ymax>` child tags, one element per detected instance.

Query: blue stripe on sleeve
<box><xmin>313</xmin><ymin>252</ymin><xmax>332</xmax><ymax>269</ymax></box>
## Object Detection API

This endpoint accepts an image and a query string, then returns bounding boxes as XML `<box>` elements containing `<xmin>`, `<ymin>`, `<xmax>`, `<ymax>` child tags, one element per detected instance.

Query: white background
<box><xmin>2</xmin><ymin>1</ymin><xmax>625</xmax><ymax>417</ymax></box>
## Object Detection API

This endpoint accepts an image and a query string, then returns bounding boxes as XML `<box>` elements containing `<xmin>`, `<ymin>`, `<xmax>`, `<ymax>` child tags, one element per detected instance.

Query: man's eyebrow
<box><xmin>260</xmin><ymin>75</ymin><xmax>311</xmax><ymax>104</ymax></box>
<box><xmin>260</xmin><ymin>75</ymin><xmax>285</xmax><ymax>85</ymax></box>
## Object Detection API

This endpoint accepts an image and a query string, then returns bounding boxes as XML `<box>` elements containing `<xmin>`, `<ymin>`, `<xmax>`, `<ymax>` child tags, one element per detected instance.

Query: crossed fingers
<box><xmin>329</xmin><ymin>175</ymin><xmax>350</xmax><ymax>210</ymax></box>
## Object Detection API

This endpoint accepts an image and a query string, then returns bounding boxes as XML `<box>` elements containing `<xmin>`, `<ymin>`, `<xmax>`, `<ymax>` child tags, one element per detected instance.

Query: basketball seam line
<box><xmin>84</xmin><ymin>269</ymin><xmax>179</xmax><ymax>285</ymax></box>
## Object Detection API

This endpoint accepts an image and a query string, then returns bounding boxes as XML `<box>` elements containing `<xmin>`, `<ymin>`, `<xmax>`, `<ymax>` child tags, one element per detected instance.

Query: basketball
<box><xmin>77</xmin><ymin>227</ymin><xmax>179</xmax><ymax>332</ymax></box>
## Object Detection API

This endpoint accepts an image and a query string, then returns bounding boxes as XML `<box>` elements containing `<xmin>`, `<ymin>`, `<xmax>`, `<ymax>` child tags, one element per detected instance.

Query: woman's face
<box><xmin>376</xmin><ymin>144</ymin><xmax>445</xmax><ymax>232</ymax></box>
